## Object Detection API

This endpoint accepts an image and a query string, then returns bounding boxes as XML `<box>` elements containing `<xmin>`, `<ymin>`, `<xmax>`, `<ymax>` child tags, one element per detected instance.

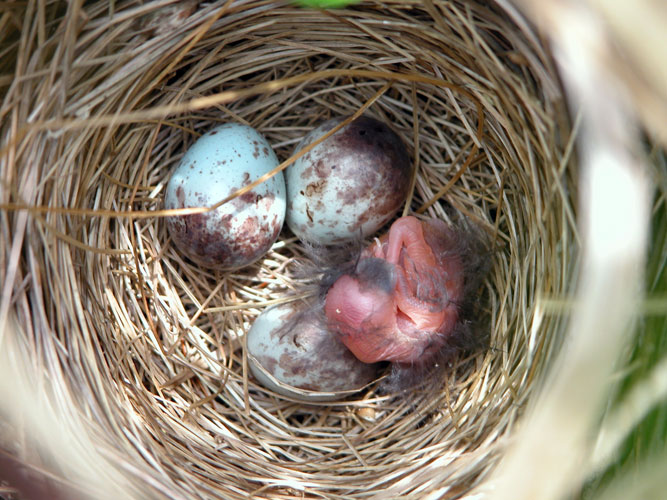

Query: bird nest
<box><xmin>0</xmin><ymin>1</ymin><xmax>579</xmax><ymax>498</ymax></box>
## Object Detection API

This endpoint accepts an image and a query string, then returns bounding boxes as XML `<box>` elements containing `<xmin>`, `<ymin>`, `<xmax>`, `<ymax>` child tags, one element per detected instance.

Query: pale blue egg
<box><xmin>165</xmin><ymin>123</ymin><xmax>285</xmax><ymax>269</ymax></box>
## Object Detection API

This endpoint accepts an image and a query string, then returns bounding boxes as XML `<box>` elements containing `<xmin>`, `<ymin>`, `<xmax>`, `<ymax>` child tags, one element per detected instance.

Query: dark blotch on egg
<box><xmin>166</xmin><ymin>199</ymin><xmax>281</xmax><ymax>269</ymax></box>
<box><xmin>330</xmin><ymin>116</ymin><xmax>411</xmax><ymax>210</ymax></box>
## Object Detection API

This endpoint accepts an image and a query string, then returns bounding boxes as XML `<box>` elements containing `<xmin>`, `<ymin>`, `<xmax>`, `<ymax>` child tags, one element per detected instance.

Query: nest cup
<box><xmin>1</xmin><ymin>1</ymin><xmax>578</xmax><ymax>498</ymax></box>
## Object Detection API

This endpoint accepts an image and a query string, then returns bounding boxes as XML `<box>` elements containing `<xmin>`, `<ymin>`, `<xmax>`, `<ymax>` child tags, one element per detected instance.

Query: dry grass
<box><xmin>0</xmin><ymin>1</ymin><xmax>584</xmax><ymax>499</ymax></box>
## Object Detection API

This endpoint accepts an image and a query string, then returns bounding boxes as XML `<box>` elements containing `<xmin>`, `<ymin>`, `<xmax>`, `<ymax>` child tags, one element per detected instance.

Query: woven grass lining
<box><xmin>0</xmin><ymin>1</ymin><xmax>575</xmax><ymax>498</ymax></box>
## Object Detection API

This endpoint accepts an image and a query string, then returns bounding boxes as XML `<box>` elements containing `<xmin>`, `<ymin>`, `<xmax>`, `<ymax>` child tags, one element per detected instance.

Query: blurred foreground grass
<box><xmin>584</xmin><ymin>147</ymin><xmax>667</xmax><ymax>499</ymax></box>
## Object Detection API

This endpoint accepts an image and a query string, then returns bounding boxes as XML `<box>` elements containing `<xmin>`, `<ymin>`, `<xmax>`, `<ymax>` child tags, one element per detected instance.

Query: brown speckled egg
<box><xmin>285</xmin><ymin>115</ymin><xmax>412</xmax><ymax>245</ymax></box>
<box><xmin>165</xmin><ymin>123</ymin><xmax>285</xmax><ymax>269</ymax></box>
<box><xmin>246</xmin><ymin>302</ymin><xmax>381</xmax><ymax>401</ymax></box>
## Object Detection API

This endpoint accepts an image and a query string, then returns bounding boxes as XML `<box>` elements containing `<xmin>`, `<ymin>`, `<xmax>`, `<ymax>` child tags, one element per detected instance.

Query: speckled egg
<box><xmin>285</xmin><ymin>115</ymin><xmax>412</xmax><ymax>245</ymax></box>
<box><xmin>165</xmin><ymin>123</ymin><xmax>285</xmax><ymax>269</ymax></box>
<box><xmin>246</xmin><ymin>302</ymin><xmax>380</xmax><ymax>401</ymax></box>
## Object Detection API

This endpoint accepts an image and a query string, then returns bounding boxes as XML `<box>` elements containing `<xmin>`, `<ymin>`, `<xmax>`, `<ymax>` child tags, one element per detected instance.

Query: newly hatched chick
<box><xmin>324</xmin><ymin>216</ymin><xmax>465</xmax><ymax>365</ymax></box>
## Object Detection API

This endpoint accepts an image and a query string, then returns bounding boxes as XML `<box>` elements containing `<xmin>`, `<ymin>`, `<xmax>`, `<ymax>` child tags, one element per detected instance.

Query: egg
<box><xmin>246</xmin><ymin>302</ymin><xmax>381</xmax><ymax>401</ymax></box>
<box><xmin>285</xmin><ymin>115</ymin><xmax>413</xmax><ymax>245</ymax></box>
<box><xmin>165</xmin><ymin>123</ymin><xmax>285</xmax><ymax>269</ymax></box>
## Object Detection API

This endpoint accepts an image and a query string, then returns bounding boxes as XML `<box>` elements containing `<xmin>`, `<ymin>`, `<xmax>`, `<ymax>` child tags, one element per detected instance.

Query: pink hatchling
<box><xmin>324</xmin><ymin>216</ymin><xmax>464</xmax><ymax>365</ymax></box>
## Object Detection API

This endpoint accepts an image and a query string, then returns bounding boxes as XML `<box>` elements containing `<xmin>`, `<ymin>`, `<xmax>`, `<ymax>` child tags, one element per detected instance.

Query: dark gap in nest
<box><xmin>124</xmin><ymin>351</ymin><xmax>160</xmax><ymax>395</ymax></box>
